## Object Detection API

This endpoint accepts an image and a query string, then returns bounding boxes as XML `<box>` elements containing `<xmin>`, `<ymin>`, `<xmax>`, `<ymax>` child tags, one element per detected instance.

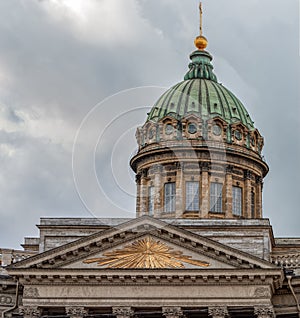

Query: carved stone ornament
<box><xmin>23</xmin><ymin>286</ymin><xmax>39</xmax><ymax>298</ymax></box>
<box><xmin>254</xmin><ymin>306</ymin><xmax>275</xmax><ymax>318</ymax></box>
<box><xmin>162</xmin><ymin>306</ymin><xmax>184</xmax><ymax>318</ymax></box>
<box><xmin>254</xmin><ymin>287</ymin><xmax>270</xmax><ymax>298</ymax></box>
<box><xmin>0</xmin><ymin>294</ymin><xmax>13</xmax><ymax>305</ymax></box>
<box><xmin>65</xmin><ymin>306</ymin><xmax>88</xmax><ymax>317</ymax></box>
<box><xmin>208</xmin><ymin>306</ymin><xmax>229</xmax><ymax>318</ymax></box>
<box><xmin>19</xmin><ymin>306</ymin><xmax>41</xmax><ymax>317</ymax></box>
<box><xmin>112</xmin><ymin>306</ymin><xmax>134</xmax><ymax>318</ymax></box>
<box><xmin>83</xmin><ymin>236</ymin><xmax>209</xmax><ymax>269</ymax></box>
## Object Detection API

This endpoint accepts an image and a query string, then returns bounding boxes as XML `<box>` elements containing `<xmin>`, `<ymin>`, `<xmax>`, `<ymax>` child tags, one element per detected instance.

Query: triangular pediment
<box><xmin>63</xmin><ymin>234</ymin><xmax>231</xmax><ymax>270</ymax></box>
<box><xmin>8</xmin><ymin>216</ymin><xmax>277</xmax><ymax>271</ymax></box>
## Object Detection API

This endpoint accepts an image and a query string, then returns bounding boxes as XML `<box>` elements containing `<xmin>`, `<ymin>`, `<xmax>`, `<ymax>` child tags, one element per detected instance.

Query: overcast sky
<box><xmin>0</xmin><ymin>0</ymin><xmax>299</xmax><ymax>249</ymax></box>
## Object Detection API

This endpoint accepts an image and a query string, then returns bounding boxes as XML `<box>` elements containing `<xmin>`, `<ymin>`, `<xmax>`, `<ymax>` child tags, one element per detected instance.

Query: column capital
<box><xmin>162</xmin><ymin>306</ymin><xmax>184</xmax><ymax>318</ymax></box>
<box><xmin>254</xmin><ymin>305</ymin><xmax>275</xmax><ymax>318</ymax></box>
<box><xmin>19</xmin><ymin>306</ymin><xmax>41</xmax><ymax>318</ymax></box>
<box><xmin>135</xmin><ymin>173</ymin><xmax>142</xmax><ymax>182</ymax></box>
<box><xmin>113</xmin><ymin>306</ymin><xmax>134</xmax><ymax>318</ymax></box>
<box><xmin>226</xmin><ymin>165</ymin><xmax>234</xmax><ymax>173</ymax></box>
<box><xmin>65</xmin><ymin>306</ymin><xmax>88</xmax><ymax>318</ymax></box>
<box><xmin>141</xmin><ymin>168</ymin><xmax>148</xmax><ymax>178</ymax></box>
<box><xmin>244</xmin><ymin>169</ymin><xmax>252</xmax><ymax>180</ymax></box>
<box><xmin>208</xmin><ymin>306</ymin><xmax>229</xmax><ymax>318</ymax></box>
<box><xmin>255</xmin><ymin>175</ymin><xmax>263</xmax><ymax>184</ymax></box>
<box><xmin>201</xmin><ymin>162</ymin><xmax>210</xmax><ymax>172</ymax></box>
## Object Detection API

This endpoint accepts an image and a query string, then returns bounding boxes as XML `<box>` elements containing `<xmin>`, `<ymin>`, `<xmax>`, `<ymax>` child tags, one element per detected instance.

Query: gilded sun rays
<box><xmin>83</xmin><ymin>237</ymin><xmax>209</xmax><ymax>269</ymax></box>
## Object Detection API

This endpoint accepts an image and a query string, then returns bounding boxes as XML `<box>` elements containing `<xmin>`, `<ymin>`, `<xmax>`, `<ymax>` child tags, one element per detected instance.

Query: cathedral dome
<box><xmin>147</xmin><ymin>50</ymin><xmax>255</xmax><ymax>132</ymax></box>
<box><xmin>147</xmin><ymin>77</ymin><xmax>254</xmax><ymax>131</ymax></box>
<box><xmin>137</xmin><ymin>49</ymin><xmax>264</xmax><ymax>156</ymax></box>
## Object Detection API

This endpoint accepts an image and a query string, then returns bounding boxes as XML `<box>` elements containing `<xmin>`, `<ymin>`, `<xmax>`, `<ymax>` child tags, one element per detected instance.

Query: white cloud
<box><xmin>41</xmin><ymin>0</ymin><xmax>151</xmax><ymax>47</ymax></box>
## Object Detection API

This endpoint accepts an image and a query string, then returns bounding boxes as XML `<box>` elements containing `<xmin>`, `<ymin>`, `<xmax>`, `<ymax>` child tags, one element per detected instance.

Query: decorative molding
<box><xmin>19</xmin><ymin>306</ymin><xmax>41</xmax><ymax>317</ymax></box>
<box><xmin>162</xmin><ymin>306</ymin><xmax>184</xmax><ymax>318</ymax></box>
<box><xmin>208</xmin><ymin>306</ymin><xmax>229</xmax><ymax>318</ymax></box>
<box><xmin>271</xmin><ymin>253</ymin><xmax>300</xmax><ymax>268</ymax></box>
<box><xmin>23</xmin><ymin>286</ymin><xmax>39</xmax><ymax>297</ymax></box>
<box><xmin>112</xmin><ymin>306</ymin><xmax>134</xmax><ymax>318</ymax></box>
<box><xmin>254</xmin><ymin>305</ymin><xmax>275</xmax><ymax>318</ymax></box>
<box><xmin>65</xmin><ymin>306</ymin><xmax>88</xmax><ymax>317</ymax></box>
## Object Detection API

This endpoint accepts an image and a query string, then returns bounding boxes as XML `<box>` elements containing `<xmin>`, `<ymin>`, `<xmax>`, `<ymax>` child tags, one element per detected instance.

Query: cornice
<box><xmin>11</xmin><ymin>267</ymin><xmax>283</xmax><ymax>288</ymax></box>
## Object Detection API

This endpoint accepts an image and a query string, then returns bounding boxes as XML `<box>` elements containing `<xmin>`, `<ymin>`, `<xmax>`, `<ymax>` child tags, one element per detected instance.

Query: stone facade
<box><xmin>0</xmin><ymin>217</ymin><xmax>299</xmax><ymax>317</ymax></box>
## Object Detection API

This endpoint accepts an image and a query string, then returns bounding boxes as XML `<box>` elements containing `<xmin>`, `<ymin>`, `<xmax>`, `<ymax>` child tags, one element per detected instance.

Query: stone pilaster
<box><xmin>175</xmin><ymin>162</ymin><xmax>184</xmax><ymax>217</ymax></box>
<box><xmin>162</xmin><ymin>306</ymin><xmax>184</xmax><ymax>318</ymax></box>
<box><xmin>112</xmin><ymin>306</ymin><xmax>134</xmax><ymax>318</ymax></box>
<box><xmin>244</xmin><ymin>169</ymin><xmax>252</xmax><ymax>218</ymax></box>
<box><xmin>208</xmin><ymin>306</ymin><xmax>229</xmax><ymax>318</ymax></box>
<box><xmin>19</xmin><ymin>306</ymin><xmax>41</xmax><ymax>318</ymax></box>
<box><xmin>200</xmin><ymin>163</ymin><xmax>210</xmax><ymax>217</ymax></box>
<box><xmin>135</xmin><ymin>173</ymin><xmax>141</xmax><ymax>217</ymax></box>
<box><xmin>153</xmin><ymin>164</ymin><xmax>162</xmax><ymax>217</ymax></box>
<box><xmin>254</xmin><ymin>305</ymin><xmax>275</xmax><ymax>318</ymax></box>
<box><xmin>225</xmin><ymin>165</ymin><xmax>233</xmax><ymax>217</ymax></box>
<box><xmin>256</xmin><ymin>176</ymin><xmax>263</xmax><ymax>218</ymax></box>
<box><xmin>140</xmin><ymin>169</ymin><xmax>148</xmax><ymax>216</ymax></box>
<box><xmin>66</xmin><ymin>306</ymin><xmax>88</xmax><ymax>318</ymax></box>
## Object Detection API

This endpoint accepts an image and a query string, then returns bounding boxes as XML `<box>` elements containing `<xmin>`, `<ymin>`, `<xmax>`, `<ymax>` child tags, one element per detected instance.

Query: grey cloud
<box><xmin>0</xmin><ymin>0</ymin><xmax>299</xmax><ymax>248</ymax></box>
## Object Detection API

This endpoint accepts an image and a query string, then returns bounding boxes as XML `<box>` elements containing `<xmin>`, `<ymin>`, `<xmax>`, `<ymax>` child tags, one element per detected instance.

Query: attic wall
<box><xmin>36</xmin><ymin>218</ymin><xmax>272</xmax><ymax>261</ymax></box>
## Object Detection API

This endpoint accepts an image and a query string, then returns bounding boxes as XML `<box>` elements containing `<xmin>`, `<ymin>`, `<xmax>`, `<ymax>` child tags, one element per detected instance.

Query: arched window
<box><xmin>233</xmin><ymin>186</ymin><xmax>242</xmax><ymax>216</ymax></box>
<box><xmin>164</xmin><ymin>182</ymin><xmax>176</xmax><ymax>213</ymax></box>
<box><xmin>210</xmin><ymin>182</ymin><xmax>223</xmax><ymax>213</ymax></box>
<box><xmin>185</xmin><ymin>181</ymin><xmax>199</xmax><ymax>211</ymax></box>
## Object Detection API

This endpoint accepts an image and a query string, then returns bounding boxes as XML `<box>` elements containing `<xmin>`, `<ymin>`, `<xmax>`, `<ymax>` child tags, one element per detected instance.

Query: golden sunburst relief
<box><xmin>83</xmin><ymin>237</ymin><xmax>210</xmax><ymax>269</ymax></box>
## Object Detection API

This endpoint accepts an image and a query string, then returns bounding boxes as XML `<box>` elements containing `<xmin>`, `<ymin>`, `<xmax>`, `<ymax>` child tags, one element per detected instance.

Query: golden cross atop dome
<box><xmin>199</xmin><ymin>2</ymin><xmax>203</xmax><ymax>36</ymax></box>
<box><xmin>194</xmin><ymin>2</ymin><xmax>208</xmax><ymax>50</ymax></box>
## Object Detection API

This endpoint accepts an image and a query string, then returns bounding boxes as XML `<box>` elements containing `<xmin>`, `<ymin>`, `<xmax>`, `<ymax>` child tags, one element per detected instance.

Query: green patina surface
<box><xmin>147</xmin><ymin>50</ymin><xmax>255</xmax><ymax>130</ymax></box>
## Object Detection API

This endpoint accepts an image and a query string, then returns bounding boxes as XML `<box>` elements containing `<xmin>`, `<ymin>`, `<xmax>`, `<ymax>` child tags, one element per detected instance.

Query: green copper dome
<box><xmin>147</xmin><ymin>50</ymin><xmax>255</xmax><ymax>131</ymax></box>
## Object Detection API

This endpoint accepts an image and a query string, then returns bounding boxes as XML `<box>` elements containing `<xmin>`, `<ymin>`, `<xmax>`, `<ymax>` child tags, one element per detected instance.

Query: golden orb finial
<box><xmin>194</xmin><ymin>2</ymin><xmax>208</xmax><ymax>50</ymax></box>
<box><xmin>194</xmin><ymin>35</ymin><xmax>208</xmax><ymax>50</ymax></box>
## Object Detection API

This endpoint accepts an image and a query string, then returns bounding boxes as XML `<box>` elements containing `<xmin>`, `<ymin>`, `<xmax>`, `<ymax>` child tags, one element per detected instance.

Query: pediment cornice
<box><xmin>8</xmin><ymin>216</ymin><xmax>279</xmax><ymax>271</ymax></box>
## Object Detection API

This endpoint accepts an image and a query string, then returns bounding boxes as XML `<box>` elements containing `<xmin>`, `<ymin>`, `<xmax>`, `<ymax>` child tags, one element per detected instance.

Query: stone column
<box><xmin>65</xmin><ymin>306</ymin><xmax>88</xmax><ymax>318</ymax></box>
<box><xmin>175</xmin><ymin>162</ymin><xmax>184</xmax><ymax>217</ymax></box>
<box><xmin>140</xmin><ymin>169</ymin><xmax>148</xmax><ymax>216</ymax></box>
<box><xmin>162</xmin><ymin>306</ymin><xmax>184</xmax><ymax>318</ymax></box>
<box><xmin>256</xmin><ymin>176</ymin><xmax>263</xmax><ymax>218</ymax></box>
<box><xmin>254</xmin><ymin>305</ymin><xmax>275</xmax><ymax>318</ymax></box>
<box><xmin>135</xmin><ymin>173</ymin><xmax>141</xmax><ymax>216</ymax></box>
<box><xmin>153</xmin><ymin>164</ymin><xmax>162</xmax><ymax>217</ymax></box>
<box><xmin>225</xmin><ymin>165</ymin><xmax>233</xmax><ymax>218</ymax></box>
<box><xmin>208</xmin><ymin>306</ymin><xmax>229</xmax><ymax>318</ymax></box>
<box><xmin>19</xmin><ymin>306</ymin><xmax>41</xmax><ymax>318</ymax></box>
<box><xmin>112</xmin><ymin>306</ymin><xmax>134</xmax><ymax>318</ymax></box>
<box><xmin>244</xmin><ymin>169</ymin><xmax>252</xmax><ymax>218</ymax></box>
<box><xmin>200</xmin><ymin>163</ymin><xmax>210</xmax><ymax>217</ymax></box>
